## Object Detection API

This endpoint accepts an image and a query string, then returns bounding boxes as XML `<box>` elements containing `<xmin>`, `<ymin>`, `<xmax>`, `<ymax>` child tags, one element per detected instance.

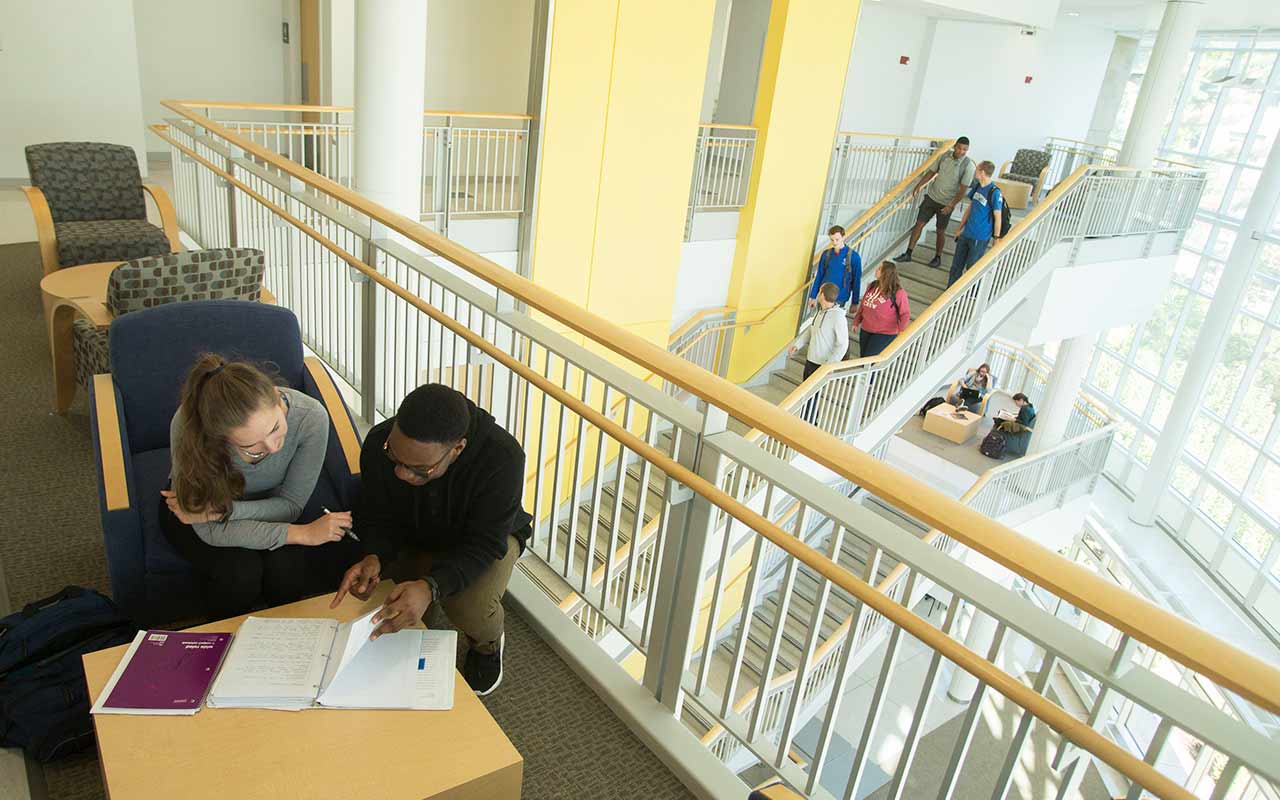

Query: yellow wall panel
<box><xmin>725</xmin><ymin>0</ymin><xmax>862</xmax><ymax>382</ymax></box>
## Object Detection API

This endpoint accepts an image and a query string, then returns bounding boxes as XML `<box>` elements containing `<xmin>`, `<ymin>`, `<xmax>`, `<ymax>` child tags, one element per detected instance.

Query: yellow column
<box><xmin>724</xmin><ymin>0</ymin><xmax>861</xmax><ymax>382</ymax></box>
<box><xmin>529</xmin><ymin>0</ymin><xmax>716</xmax><ymax>354</ymax></box>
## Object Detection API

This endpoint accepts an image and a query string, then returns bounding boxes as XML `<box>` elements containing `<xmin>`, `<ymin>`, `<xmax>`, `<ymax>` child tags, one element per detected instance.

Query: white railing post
<box><xmin>440</xmin><ymin>119</ymin><xmax>454</xmax><ymax>238</ymax></box>
<box><xmin>224</xmin><ymin>145</ymin><xmax>243</xmax><ymax>248</ymax></box>
<box><xmin>642</xmin><ymin>405</ymin><xmax>729</xmax><ymax>713</ymax></box>
<box><xmin>356</xmin><ymin>225</ymin><xmax>384</xmax><ymax>423</ymax></box>
<box><xmin>685</xmin><ymin>127</ymin><xmax>710</xmax><ymax>240</ymax></box>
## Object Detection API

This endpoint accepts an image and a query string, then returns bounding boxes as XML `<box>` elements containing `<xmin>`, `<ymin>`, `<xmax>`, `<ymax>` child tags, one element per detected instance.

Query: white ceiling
<box><xmin>874</xmin><ymin>0</ymin><xmax>1280</xmax><ymax>32</ymax></box>
<box><xmin>1054</xmin><ymin>0</ymin><xmax>1280</xmax><ymax>32</ymax></box>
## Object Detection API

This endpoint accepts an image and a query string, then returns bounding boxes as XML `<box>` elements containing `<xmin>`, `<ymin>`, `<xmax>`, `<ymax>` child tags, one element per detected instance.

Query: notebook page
<box><xmin>318</xmin><ymin>608</ymin><xmax>378</xmax><ymax>693</ymax></box>
<box><xmin>316</xmin><ymin>629</ymin><xmax>418</xmax><ymax>708</ymax></box>
<box><xmin>411</xmin><ymin>630</ymin><xmax>456</xmax><ymax>710</ymax></box>
<box><xmin>208</xmin><ymin>617</ymin><xmax>337</xmax><ymax>704</ymax></box>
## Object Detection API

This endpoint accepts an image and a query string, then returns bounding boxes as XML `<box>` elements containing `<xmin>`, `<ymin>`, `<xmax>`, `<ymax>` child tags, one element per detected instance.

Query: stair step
<box><xmin>747</xmin><ymin>382</ymin><xmax>793</xmax><ymax>405</ymax></box>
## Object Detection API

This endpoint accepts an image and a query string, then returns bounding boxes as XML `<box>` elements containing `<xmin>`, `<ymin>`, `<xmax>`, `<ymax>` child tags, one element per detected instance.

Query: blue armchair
<box><xmin>88</xmin><ymin>301</ymin><xmax>363</xmax><ymax>625</ymax></box>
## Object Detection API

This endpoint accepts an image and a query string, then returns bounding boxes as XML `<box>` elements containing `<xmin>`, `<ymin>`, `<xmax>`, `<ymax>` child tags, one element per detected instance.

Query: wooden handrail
<box><xmin>158</xmin><ymin>104</ymin><xmax>1280</xmax><ymax>719</ymax></box>
<box><xmin>837</xmin><ymin>131</ymin><xmax>946</xmax><ymax>142</ymax></box>
<box><xmin>698</xmin><ymin>122</ymin><xmax>758</xmax><ymax>132</ymax></box>
<box><xmin>174</xmin><ymin>99</ymin><xmax>532</xmax><ymax>121</ymax></box>
<box><xmin>668</xmin><ymin>306</ymin><xmax>735</xmax><ymax>345</ymax></box>
<box><xmin>702</xmin><ymin>424</ymin><xmax>1115</xmax><ymax>753</ymax></box>
<box><xmin>1046</xmin><ymin>136</ymin><xmax>1120</xmax><ymax>152</ymax></box>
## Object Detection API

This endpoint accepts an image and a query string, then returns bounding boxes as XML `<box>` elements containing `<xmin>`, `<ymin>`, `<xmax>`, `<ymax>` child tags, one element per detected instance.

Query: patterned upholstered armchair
<box><xmin>60</xmin><ymin>249</ymin><xmax>266</xmax><ymax>412</ymax></box>
<box><xmin>998</xmin><ymin>148</ymin><xmax>1052</xmax><ymax>202</ymax></box>
<box><xmin>22</xmin><ymin>142</ymin><xmax>180</xmax><ymax>276</ymax></box>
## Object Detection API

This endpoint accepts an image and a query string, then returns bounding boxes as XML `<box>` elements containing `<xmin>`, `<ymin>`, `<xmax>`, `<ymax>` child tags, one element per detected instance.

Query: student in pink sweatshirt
<box><xmin>852</xmin><ymin>261</ymin><xmax>911</xmax><ymax>357</ymax></box>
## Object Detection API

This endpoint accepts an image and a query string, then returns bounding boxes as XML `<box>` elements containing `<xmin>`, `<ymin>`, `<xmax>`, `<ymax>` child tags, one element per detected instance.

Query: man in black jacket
<box><xmin>331</xmin><ymin>384</ymin><xmax>532</xmax><ymax>695</ymax></box>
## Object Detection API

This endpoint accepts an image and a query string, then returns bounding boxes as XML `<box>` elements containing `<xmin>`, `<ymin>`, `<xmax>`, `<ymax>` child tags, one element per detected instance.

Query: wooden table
<box><xmin>83</xmin><ymin>586</ymin><xmax>523</xmax><ymax>800</ymax></box>
<box><xmin>39</xmin><ymin>261</ymin><xmax>122</xmax><ymax>413</ymax></box>
<box><xmin>923</xmin><ymin>402</ymin><xmax>982</xmax><ymax>444</ymax></box>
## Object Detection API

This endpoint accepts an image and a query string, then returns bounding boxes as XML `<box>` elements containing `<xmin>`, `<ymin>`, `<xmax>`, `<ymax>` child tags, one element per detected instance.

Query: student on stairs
<box><xmin>948</xmin><ymin>160</ymin><xmax>1004</xmax><ymax>288</ymax></box>
<box><xmin>790</xmin><ymin>281</ymin><xmax>850</xmax><ymax>422</ymax></box>
<box><xmin>895</xmin><ymin>136</ymin><xmax>974</xmax><ymax>268</ymax></box>
<box><xmin>807</xmin><ymin>225</ymin><xmax>861</xmax><ymax>311</ymax></box>
<box><xmin>852</xmin><ymin>262</ymin><xmax>911</xmax><ymax>358</ymax></box>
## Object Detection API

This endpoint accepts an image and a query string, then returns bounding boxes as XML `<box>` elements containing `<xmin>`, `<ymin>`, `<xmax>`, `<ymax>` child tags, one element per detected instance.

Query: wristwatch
<box><xmin>425</xmin><ymin>575</ymin><xmax>444</xmax><ymax>601</ymax></box>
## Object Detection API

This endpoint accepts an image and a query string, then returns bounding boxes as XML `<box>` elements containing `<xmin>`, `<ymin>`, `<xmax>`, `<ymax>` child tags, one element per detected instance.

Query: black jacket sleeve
<box><xmin>426</xmin><ymin>449</ymin><xmax>525</xmax><ymax>599</ymax></box>
<box><xmin>355</xmin><ymin>435</ymin><xmax>415</xmax><ymax>566</ymax></box>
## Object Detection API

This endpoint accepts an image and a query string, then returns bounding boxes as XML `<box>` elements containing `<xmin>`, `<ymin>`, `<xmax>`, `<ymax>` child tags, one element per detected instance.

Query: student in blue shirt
<box><xmin>947</xmin><ymin>160</ymin><xmax>1003</xmax><ymax>288</ymax></box>
<box><xmin>808</xmin><ymin>225</ymin><xmax>861</xmax><ymax>311</ymax></box>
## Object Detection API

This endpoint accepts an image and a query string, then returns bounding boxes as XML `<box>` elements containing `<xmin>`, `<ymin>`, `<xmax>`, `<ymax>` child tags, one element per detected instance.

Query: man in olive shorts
<box><xmin>895</xmin><ymin>136</ymin><xmax>974</xmax><ymax>268</ymax></box>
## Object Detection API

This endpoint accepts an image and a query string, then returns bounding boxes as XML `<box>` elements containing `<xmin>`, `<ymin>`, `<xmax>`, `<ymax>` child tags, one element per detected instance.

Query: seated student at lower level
<box><xmin>162</xmin><ymin>355</ymin><xmax>357</xmax><ymax>620</ymax></box>
<box><xmin>335</xmin><ymin>384</ymin><xmax>533</xmax><ymax>696</ymax></box>
<box><xmin>997</xmin><ymin>392</ymin><xmax>1037</xmax><ymax>457</ymax></box>
<box><xmin>947</xmin><ymin>363</ymin><xmax>993</xmax><ymax>413</ymax></box>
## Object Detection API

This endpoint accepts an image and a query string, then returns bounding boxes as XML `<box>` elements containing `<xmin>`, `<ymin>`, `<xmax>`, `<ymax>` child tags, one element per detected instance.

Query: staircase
<box><xmin>744</xmin><ymin>222</ymin><xmax>977</xmax><ymax>420</ymax></box>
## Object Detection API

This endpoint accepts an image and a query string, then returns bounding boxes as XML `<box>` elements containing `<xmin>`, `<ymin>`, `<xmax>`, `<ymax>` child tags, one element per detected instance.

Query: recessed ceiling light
<box><xmin>1066</xmin><ymin>11</ymin><xmax>1080</xmax><ymax>16</ymax></box>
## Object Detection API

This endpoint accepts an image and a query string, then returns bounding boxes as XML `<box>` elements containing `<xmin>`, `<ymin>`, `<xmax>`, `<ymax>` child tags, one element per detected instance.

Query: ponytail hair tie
<box><xmin>209</xmin><ymin>363</ymin><xmax>227</xmax><ymax>377</ymax></box>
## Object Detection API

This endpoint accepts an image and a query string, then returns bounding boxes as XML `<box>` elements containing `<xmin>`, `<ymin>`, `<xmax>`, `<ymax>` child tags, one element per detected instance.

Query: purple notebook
<box><xmin>104</xmin><ymin>631</ymin><xmax>232</xmax><ymax>710</ymax></box>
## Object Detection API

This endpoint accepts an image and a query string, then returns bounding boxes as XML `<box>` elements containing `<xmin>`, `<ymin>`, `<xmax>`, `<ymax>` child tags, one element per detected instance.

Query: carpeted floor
<box><xmin>0</xmin><ymin>241</ymin><xmax>693</xmax><ymax>800</ymax></box>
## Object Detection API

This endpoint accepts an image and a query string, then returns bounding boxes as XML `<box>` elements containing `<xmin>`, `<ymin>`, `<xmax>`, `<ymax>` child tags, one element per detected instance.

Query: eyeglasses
<box><xmin>383</xmin><ymin>438</ymin><xmax>452</xmax><ymax>480</ymax></box>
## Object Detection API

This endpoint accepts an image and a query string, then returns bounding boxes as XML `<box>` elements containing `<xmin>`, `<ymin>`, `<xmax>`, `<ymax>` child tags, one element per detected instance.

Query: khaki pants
<box><xmin>388</xmin><ymin>534</ymin><xmax>520</xmax><ymax>654</ymax></box>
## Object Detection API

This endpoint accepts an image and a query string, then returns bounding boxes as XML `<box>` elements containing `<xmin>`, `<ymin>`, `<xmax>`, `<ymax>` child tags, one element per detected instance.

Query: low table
<box><xmin>83</xmin><ymin>586</ymin><xmax>523</xmax><ymax>800</ymax></box>
<box><xmin>39</xmin><ymin>261</ymin><xmax>123</xmax><ymax>413</ymax></box>
<box><xmin>923</xmin><ymin>402</ymin><xmax>982</xmax><ymax>444</ymax></box>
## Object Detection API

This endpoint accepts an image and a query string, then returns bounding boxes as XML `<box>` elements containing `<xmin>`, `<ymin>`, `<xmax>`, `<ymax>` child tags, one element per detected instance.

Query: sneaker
<box><xmin>927</xmin><ymin>256</ymin><xmax>941</xmax><ymax>268</ymax></box>
<box><xmin>893</xmin><ymin>251</ymin><xmax>913</xmax><ymax>263</ymax></box>
<box><xmin>464</xmin><ymin>632</ymin><xmax>504</xmax><ymax>696</ymax></box>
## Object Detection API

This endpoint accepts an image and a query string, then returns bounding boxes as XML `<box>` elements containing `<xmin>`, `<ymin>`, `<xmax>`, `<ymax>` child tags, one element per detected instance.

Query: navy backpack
<box><xmin>0</xmin><ymin>587</ymin><xmax>137</xmax><ymax>761</ymax></box>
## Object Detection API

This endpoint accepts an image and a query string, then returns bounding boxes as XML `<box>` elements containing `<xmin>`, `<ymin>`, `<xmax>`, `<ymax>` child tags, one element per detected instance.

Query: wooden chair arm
<box><xmin>998</xmin><ymin>160</ymin><xmax>1012</xmax><ymax>177</ymax></box>
<box><xmin>304</xmin><ymin>357</ymin><xmax>361</xmax><ymax>475</ymax></box>
<box><xmin>21</xmin><ymin>186</ymin><xmax>60</xmax><ymax>276</ymax></box>
<box><xmin>93</xmin><ymin>374</ymin><xmax>131</xmax><ymax>511</ymax></box>
<box><xmin>260</xmin><ymin>287</ymin><xmax>278</xmax><ymax>306</ymax></box>
<box><xmin>142</xmin><ymin>183</ymin><xmax>182</xmax><ymax>252</ymax></box>
<box><xmin>1033</xmin><ymin>164</ymin><xmax>1049</xmax><ymax>199</ymax></box>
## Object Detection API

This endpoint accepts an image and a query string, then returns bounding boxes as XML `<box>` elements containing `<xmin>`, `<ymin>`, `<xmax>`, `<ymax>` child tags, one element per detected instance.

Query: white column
<box><xmin>1030</xmin><ymin>333</ymin><xmax>1097</xmax><ymax>455</ymax></box>
<box><xmin>948</xmin><ymin>603</ymin><xmax>1000</xmax><ymax>703</ymax></box>
<box><xmin>354</xmin><ymin>0</ymin><xmax>427</xmax><ymax>218</ymax></box>
<box><xmin>1132</xmin><ymin>134</ymin><xmax>1280</xmax><ymax>524</ymax></box>
<box><xmin>1117</xmin><ymin>1</ymin><xmax>1203</xmax><ymax>169</ymax></box>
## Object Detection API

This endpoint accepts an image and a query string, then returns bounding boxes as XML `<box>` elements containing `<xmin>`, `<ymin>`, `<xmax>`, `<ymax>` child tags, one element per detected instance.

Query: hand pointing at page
<box><xmin>369</xmin><ymin>580</ymin><xmax>433</xmax><ymax>640</ymax></box>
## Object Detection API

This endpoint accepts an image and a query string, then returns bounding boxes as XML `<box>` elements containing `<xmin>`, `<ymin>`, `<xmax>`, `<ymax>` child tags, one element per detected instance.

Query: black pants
<box><xmin>801</xmin><ymin>360</ymin><xmax>821</xmax><ymax>422</ymax></box>
<box><xmin>159</xmin><ymin>500</ymin><xmax>359</xmax><ymax>620</ymax></box>
<box><xmin>859</xmin><ymin>330</ymin><xmax>897</xmax><ymax>358</ymax></box>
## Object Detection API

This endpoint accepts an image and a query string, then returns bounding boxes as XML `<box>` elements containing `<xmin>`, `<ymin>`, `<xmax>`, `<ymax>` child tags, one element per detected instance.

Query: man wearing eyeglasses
<box><xmin>331</xmin><ymin>383</ymin><xmax>532</xmax><ymax>695</ymax></box>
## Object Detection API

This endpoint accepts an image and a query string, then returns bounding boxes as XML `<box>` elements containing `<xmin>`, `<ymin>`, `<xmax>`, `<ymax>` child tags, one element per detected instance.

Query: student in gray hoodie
<box><xmin>789</xmin><ymin>282</ymin><xmax>850</xmax><ymax>423</ymax></box>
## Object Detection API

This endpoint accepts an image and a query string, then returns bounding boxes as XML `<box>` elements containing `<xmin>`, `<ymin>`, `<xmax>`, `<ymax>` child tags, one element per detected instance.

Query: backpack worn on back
<box><xmin>919</xmin><ymin>397</ymin><xmax>946</xmax><ymax>417</ymax></box>
<box><xmin>980</xmin><ymin>428</ymin><xmax>1007</xmax><ymax>459</ymax></box>
<box><xmin>988</xmin><ymin>186</ymin><xmax>1012</xmax><ymax>238</ymax></box>
<box><xmin>0</xmin><ymin>587</ymin><xmax>137</xmax><ymax>762</ymax></box>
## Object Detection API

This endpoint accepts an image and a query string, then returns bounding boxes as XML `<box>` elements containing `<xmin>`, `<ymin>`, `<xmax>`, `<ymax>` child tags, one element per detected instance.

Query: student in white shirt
<box><xmin>789</xmin><ymin>282</ymin><xmax>849</xmax><ymax>422</ymax></box>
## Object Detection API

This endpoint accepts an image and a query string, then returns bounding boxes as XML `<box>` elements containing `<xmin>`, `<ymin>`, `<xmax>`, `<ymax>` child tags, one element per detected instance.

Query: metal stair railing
<box><xmin>750</xmin><ymin>164</ymin><xmax>1206</xmax><ymax>463</ymax></box>
<box><xmin>152</xmin><ymin>100</ymin><xmax>1278</xmax><ymax>800</ymax></box>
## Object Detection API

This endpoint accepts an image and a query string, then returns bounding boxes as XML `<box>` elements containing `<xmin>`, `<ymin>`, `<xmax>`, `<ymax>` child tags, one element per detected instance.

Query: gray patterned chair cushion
<box><xmin>25</xmin><ymin>142</ymin><xmax>148</xmax><ymax>222</ymax></box>
<box><xmin>1000</xmin><ymin>148</ymin><xmax>1051</xmax><ymax>185</ymax></box>
<box><xmin>54</xmin><ymin>219</ymin><xmax>171</xmax><ymax>269</ymax></box>
<box><xmin>72</xmin><ymin>320</ymin><xmax>111</xmax><ymax>391</ymax></box>
<box><xmin>107</xmin><ymin>248</ymin><xmax>265</xmax><ymax>313</ymax></box>
<box><xmin>71</xmin><ymin>248</ymin><xmax>267</xmax><ymax>390</ymax></box>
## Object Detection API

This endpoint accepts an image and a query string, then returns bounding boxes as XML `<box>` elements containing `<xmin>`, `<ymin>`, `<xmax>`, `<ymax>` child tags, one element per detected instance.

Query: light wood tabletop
<box><xmin>82</xmin><ymin>584</ymin><xmax>523</xmax><ymax>800</ymax></box>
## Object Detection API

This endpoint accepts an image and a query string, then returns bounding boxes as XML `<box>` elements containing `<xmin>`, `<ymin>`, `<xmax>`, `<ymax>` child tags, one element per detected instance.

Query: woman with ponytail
<box><xmin>161</xmin><ymin>354</ymin><xmax>355</xmax><ymax>618</ymax></box>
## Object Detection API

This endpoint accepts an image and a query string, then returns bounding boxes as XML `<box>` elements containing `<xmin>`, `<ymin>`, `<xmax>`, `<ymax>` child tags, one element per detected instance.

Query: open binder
<box><xmin>206</xmin><ymin>609</ymin><xmax>455</xmax><ymax>711</ymax></box>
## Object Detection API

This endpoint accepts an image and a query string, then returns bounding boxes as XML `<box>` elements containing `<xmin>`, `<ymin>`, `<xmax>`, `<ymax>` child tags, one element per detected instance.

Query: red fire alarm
<box><xmin>1024</xmin><ymin>75</ymin><xmax>1033</xmax><ymax>84</ymax></box>
<box><xmin>900</xmin><ymin>56</ymin><xmax>910</xmax><ymax>65</ymax></box>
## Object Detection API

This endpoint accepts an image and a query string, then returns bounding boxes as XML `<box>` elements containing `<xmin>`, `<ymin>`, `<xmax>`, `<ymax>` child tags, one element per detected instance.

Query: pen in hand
<box><xmin>322</xmin><ymin>506</ymin><xmax>360</xmax><ymax>541</ymax></box>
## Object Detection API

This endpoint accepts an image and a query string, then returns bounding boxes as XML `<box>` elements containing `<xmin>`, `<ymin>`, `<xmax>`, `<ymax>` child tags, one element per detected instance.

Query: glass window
<box><xmin>1090</xmin><ymin>32</ymin><xmax>1280</xmax><ymax>601</ymax></box>
<box><xmin>1232</xmin><ymin>513</ymin><xmax>1272</xmax><ymax>563</ymax></box>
